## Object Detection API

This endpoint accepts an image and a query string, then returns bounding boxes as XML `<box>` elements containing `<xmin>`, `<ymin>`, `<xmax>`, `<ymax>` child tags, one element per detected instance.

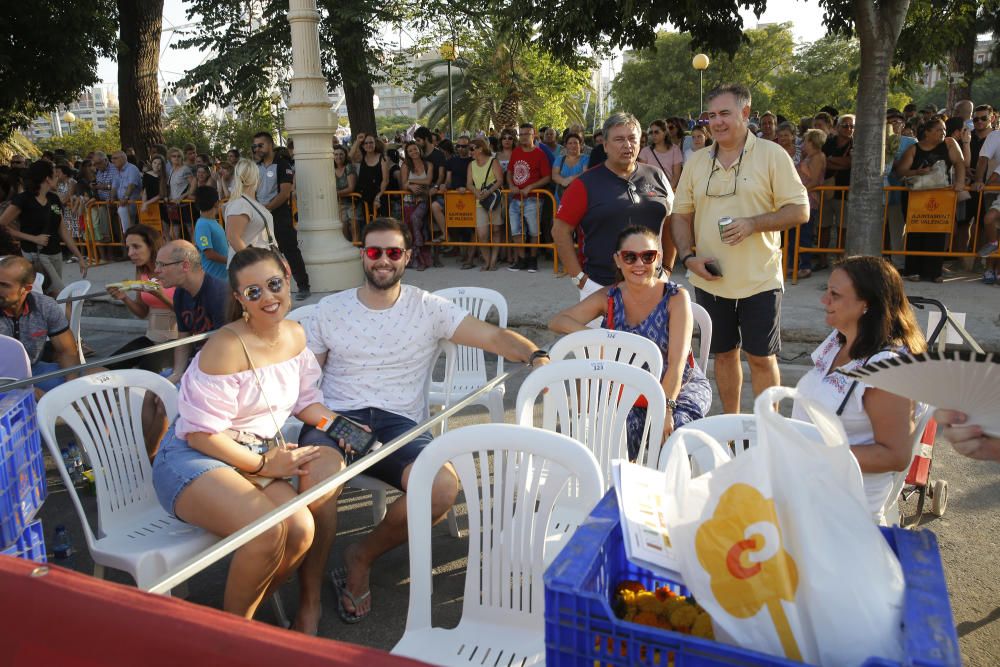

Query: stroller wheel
<box><xmin>930</xmin><ymin>479</ymin><xmax>949</xmax><ymax>517</ymax></box>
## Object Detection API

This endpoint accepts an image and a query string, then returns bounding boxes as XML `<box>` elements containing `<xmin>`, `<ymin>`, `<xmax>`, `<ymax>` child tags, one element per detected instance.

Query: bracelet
<box><xmin>250</xmin><ymin>453</ymin><xmax>266</xmax><ymax>475</ymax></box>
<box><xmin>680</xmin><ymin>252</ymin><xmax>697</xmax><ymax>268</ymax></box>
<box><xmin>528</xmin><ymin>349</ymin><xmax>550</xmax><ymax>367</ymax></box>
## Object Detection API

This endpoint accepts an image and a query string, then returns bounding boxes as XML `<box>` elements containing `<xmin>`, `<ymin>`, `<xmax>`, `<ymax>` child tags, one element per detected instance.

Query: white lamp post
<box><xmin>284</xmin><ymin>0</ymin><xmax>362</xmax><ymax>290</ymax></box>
<box><xmin>62</xmin><ymin>111</ymin><xmax>76</xmax><ymax>133</ymax></box>
<box><xmin>692</xmin><ymin>54</ymin><xmax>710</xmax><ymax>114</ymax></box>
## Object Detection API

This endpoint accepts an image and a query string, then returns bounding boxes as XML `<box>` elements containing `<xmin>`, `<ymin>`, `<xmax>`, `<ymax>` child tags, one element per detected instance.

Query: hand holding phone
<box><xmin>704</xmin><ymin>260</ymin><xmax>723</xmax><ymax>277</ymax></box>
<box><xmin>317</xmin><ymin>415</ymin><xmax>378</xmax><ymax>456</ymax></box>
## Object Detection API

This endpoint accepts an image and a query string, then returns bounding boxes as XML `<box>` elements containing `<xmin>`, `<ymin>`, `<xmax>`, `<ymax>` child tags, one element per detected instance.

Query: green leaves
<box><xmin>0</xmin><ymin>1</ymin><xmax>117</xmax><ymax>139</ymax></box>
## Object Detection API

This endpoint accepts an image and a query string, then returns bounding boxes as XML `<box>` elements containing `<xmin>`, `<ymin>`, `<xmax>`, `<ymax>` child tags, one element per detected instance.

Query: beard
<box><xmin>363</xmin><ymin>262</ymin><xmax>405</xmax><ymax>291</ymax></box>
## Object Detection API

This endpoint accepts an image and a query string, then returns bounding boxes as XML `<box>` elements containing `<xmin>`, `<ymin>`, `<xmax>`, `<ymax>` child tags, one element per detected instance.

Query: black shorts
<box><xmin>298</xmin><ymin>407</ymin><xmax>433</xmax><ymax>491</ymax></box>
<box><xmin>694</xmin><ymin>287</ymin><xmax>781</xmax><ymax>357</ymax></box>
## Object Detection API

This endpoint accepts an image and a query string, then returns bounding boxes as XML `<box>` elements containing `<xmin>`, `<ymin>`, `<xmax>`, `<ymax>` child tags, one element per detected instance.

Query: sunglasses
<box><xmin>242</xmin><ymin>276</ymin><xmax>285</xmax><ymax>301</ymax></box>
<box><xmin>363</xmin><ymin>246</ymin><xmax>406</xmax><ymax>261</ymax></box>
<box><xmin>974</xmin><ymin>115</ymin><xmax>990</xmax><ymax>122</ymax></box>
<box><xmin>457</xmin><ymin>144</ymin><xmax>470</xmax><ymax>149</ymax></box>
<box><xmin>252</xmin><ymin>143</ymin><xmax>266</xmax><ymax>150</ymax></box>
<box><xmin>618</xmin><ymin>250</ymin><xmax>659</xmax><ymax>265</ymax></box>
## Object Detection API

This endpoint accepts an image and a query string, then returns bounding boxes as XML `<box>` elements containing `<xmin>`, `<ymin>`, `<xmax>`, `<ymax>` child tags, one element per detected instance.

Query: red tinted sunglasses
<box><xmin>618</xmin><ymin>250</ymin><xmax>659</xmax><ymax>265</ymax></box>
<box><xmin>364</xmin><ymin>246</ymin><xmax>406</xmax><ymax>261</ymax></box>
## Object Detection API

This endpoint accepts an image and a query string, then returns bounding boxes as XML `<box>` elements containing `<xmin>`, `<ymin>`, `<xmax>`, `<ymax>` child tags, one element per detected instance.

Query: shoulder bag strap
<box><xmin>228</xmin><ymin>328</ymin><xmax>287</xmax><ymax>446</ymax></box>
<box><xmin>242</xmin><ymin>195</ymin><xmax>280</xmax><ymax>249</ymax></box>
<box><xmin>835</xmin><ymin>350</ymin><xmax>884</xmax><ymax>416</ymax></box>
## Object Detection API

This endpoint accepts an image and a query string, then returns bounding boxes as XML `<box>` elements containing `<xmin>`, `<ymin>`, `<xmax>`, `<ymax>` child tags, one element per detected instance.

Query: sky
<box><xmin>97</xmin><ymin>0</ymin><xmax>830</xmax><ymax>87</ymax></box>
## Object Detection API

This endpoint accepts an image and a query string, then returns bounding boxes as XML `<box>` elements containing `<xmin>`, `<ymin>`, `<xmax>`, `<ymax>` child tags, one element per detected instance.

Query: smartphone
<box><xmin>704</xmin><ymin>260</ymin><xmax>723</xmax><ymax>277</ymax></box>
<box><xmin>318</xmin><ymin>415</ymin><xmax>379</xmax><ymax>456</ymax></box>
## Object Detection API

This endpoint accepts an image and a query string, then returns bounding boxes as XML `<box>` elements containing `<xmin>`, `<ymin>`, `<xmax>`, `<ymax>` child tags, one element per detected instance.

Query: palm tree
<box><xmin>412</xmin><ymin>27</ymin><xmax>589</xmax><ymax>131</ymax></box>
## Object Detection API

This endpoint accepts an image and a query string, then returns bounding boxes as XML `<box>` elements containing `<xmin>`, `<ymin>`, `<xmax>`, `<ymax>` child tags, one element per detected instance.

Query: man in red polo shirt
<box><xmin>507</xmin><ymin>123</ymin><xmax>551</xmax><ymax>272</ymax></box>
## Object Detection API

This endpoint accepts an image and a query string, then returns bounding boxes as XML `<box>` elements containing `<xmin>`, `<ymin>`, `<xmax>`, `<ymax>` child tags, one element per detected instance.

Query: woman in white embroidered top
<box><xmin>793</xmin><ymin>256</ymin><xmax>927</xmax><ymax>524</ymax></box>
<box><xmin>152</xmin><ymin>247</ymin><xmax>346</xmax><ymax>634</ymax></box>
<box><xmin>224</xmin><ymin>158</ymin><xmax>275</xmax><ymax>258</ymax></box>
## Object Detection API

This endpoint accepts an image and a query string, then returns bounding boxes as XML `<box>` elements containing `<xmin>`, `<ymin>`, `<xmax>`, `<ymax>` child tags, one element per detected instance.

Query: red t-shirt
<box><xmin>507</xmin><ymin>146</ymin><xmax>551</xmax><ymax>199</ymax></box>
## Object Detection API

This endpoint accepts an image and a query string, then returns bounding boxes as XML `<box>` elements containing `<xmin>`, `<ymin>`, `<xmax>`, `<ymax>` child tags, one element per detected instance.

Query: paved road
<box><xmin>36</xmin><ymin>256</ymin><xmax>1000</xmax><ymax>662</ymax></box>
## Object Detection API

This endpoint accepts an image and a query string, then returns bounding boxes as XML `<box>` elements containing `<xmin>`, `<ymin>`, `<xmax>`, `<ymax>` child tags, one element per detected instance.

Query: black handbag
<box><xmin>476</xmin><ymin>158</ymin><xmax>501</xmax><ymax>211</ymax></box>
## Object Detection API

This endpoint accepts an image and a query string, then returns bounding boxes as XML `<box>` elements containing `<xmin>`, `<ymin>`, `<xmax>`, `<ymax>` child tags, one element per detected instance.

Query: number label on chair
<box><xmin>590</xmin><ymin>362</ymin><xmax>604</xmax><ymax>371</ymax></box>
<box><xmin>605</xmin><ymin>331</ymin><xmax>618</xmax><ymax>339</ymax></box>
<box><xmin>94</xmin><ymin>374</ymin><xmax>113</xmax><ymax>384</ymax></box>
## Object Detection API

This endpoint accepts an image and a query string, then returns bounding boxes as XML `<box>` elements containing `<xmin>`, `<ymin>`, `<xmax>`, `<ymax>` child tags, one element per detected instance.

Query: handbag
<box><xmin>475</xmin><ymin>158</ymin><xmax>501</xmax><ymax>211</ymax></box>
<box><xmin>904</xmin><ymin>160</ymin><xmax>949</xmax><ymax>190</ymax></box>
<box><xmin>227</xmin><ymin>329</ymin><xmax>289</xmax><ymax>488</ymax></box>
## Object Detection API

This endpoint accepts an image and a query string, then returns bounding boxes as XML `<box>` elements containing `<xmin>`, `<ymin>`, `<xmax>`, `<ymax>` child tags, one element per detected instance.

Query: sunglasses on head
<box><xmin>242</xmin><ymin>276</ymin><xmax>285</xmax><ymax>301</ymax></box>
<box><xmin>618</xmin><ymin>250</ymin><xmax>659</xmax><ymax>265</ymax></box>
<box><xmin>363</xmin><ymin>246</ymin><xmax>406</xmax><ymax>261</ymax></box>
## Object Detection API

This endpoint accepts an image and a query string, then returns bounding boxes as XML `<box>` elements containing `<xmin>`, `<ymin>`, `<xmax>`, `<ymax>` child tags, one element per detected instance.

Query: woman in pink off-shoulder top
<box><xmin>152</xmin><ymin>247</ymin><xmax>346</xmax><ymax>634</ymax></box>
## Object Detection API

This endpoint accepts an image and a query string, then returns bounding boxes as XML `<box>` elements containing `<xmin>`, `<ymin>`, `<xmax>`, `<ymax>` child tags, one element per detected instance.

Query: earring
<box><xmin>242</xmin><ymin>309</ymin><xmax>250</xmax><ymax>322</ymax></box>
<box><xmin>863</xmin><ymin>308</ymin><xmax>868</xmax><ymax>315</ymax></box>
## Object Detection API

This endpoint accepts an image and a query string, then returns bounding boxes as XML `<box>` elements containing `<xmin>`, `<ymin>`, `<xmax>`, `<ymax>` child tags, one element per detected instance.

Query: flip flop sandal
<box><xmin>330</xmin><ymin>567</ymin><xmax>371</xmax><ymax>624</ymax></box>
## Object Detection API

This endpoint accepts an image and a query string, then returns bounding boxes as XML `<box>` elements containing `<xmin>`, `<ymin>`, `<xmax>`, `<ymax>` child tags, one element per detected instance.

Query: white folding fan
<box><xmin>838</xmin><ymin>350</ymin><xmax>1000</xmax><ymax>438</ymax></box>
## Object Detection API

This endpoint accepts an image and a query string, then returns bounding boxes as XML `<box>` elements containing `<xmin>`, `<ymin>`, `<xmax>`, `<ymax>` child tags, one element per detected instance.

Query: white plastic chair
<box><xmin>37</xmin><ymin>369</ymin><xmax>290</xmax><ymax>624</ymax></box>
<box><xmin>548</xmin><ymin>328</ymin><xmax>663</xmax><ymax>379</ymax></box>
<box><xmin>515</xmin><ymin>359</ymin><xmax>665</xmax><ymax>560</ymax></box>
<box><xmin>37</xmin><ymin>370</ymin><xmax>218</xmax><ymax>589</ymax></box>
<box><xmin>285</xmin><ymin>304</ymin><xmax>317</xmax><ymax>326</ymax></box>
<box><xmin>0</xmin><ymin>334</ymin><xmax>31</xmax><ymax>380</ymax></box>
<box><xmin>391</xmin><ymin>423</ymin><xmax>603</xmax><ymax>667</ymax></box>
<box><xmin>690</xmin><ymin>301</ymin><xmax>713</xmax><ymax>372</ymax></box>
<box><xmin>57</xmin><ymin>280</ymin><xmax>91</xmax><ymax>364</ymax></box>
<box><xmin>429</xmin><ymin>287</ymin><xmax>507</xmax><ymax>424</ymax></box>
<box><xmin>659</xmin><ymin>414</ymin><xmax>821</xmax><ymax>471</ymax></box>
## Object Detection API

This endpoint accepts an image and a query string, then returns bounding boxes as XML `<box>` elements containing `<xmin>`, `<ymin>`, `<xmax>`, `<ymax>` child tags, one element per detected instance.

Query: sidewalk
<box><xmin>80</xmin><ymin>256</ymin><xmax>1000</xmax><ymax>352</ymax></box>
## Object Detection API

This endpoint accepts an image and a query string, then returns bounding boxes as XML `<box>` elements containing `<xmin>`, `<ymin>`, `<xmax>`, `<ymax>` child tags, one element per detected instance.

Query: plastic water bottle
<box><xmin>52</xmin><ymin>525</ymin><xmax>74</xmax><ymax>565</ymax></box>
<box><xmin>67</xmin><ymin>443</ymin><xmax>84</xmax><ymax>485</ymax></box>
<box><xmin>60</xmin><ymin>448</ymin><xmax>74</xmax><ymax>484</ymax></box>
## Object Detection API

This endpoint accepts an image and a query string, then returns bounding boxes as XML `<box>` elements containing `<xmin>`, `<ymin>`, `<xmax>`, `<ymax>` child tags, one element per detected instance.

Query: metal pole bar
<box><xmin>448</xmin><ymin>59</ymin><xmax>454</xmax><ymax>141</ymax></box>
<box><xmin>0</xmin><ymin>332</ymin><xmax>212</xmax><ymax>393</ymax></box>
<box><xmin>147</xmin><ymin>369</ymin><xmax>518</xmax><ymax>594</ymax></box>
<box><xmin>56</xmin><ymin>291</ymin><xmax>115</xmax><ymax>305</ymax></box>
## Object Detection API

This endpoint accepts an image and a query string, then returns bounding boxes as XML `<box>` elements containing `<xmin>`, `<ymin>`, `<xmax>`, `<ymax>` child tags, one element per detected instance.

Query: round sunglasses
<box><xmin>363</xmin><ymin>246</ymin><xmax>406</xmax><ymax>261</ymax></box>
<box><xmin>618</xmin><ymin>250</ymin><xmax>659</xmax><ymax>265</ymax></box>
<box><xmin>242</xmin><ymin>276</ymin><xmax>285</xmax><ymax>301</ymax></box>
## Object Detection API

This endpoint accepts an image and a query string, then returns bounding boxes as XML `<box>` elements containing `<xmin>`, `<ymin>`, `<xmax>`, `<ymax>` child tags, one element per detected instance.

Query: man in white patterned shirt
<box><xmin>300</xmin><ymin>217</ymin><xmax>549</xmax><ymax>623</ymax></box>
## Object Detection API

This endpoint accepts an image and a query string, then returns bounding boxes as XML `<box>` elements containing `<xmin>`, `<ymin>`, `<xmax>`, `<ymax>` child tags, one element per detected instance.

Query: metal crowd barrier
<box><xmin>0</xmin><ymin>333</ymin><xmax>213</xmax><ymax>393</ymax></box>
<box><xmin>789</xmin><ymin>184</ymin><xmax>1000</xmax><ymax>283</ymax></box>
<box><xmin>342</xmin><ymin>189</ymin><xmax>562</xmax><ymax>274</ymax></box>
<box><xmin>146</xmin><ymin>370</ymin><xmax>516</xmax><ymax>594</ymax></box>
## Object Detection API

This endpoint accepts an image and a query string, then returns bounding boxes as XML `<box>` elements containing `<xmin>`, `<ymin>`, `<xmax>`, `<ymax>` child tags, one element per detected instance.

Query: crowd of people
<box><xmin>2</xmin><ymin>82</ymin><xmax>998</xmax><ymax>636</ymax></box>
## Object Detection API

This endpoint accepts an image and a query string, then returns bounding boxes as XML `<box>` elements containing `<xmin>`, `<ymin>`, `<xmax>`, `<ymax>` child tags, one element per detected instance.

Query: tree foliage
<box><xmin>157</xmin><ymin>103</ymin><xmax>282</xmax><ymax>156</ymax></box>
<box><xmin>769</xmin><ymin>35</ymin><xmax>861</xmax><ymax>121</ymax></box>
<box><xmin>412</xmin><ymin>27</ymin><xmax>592</xmax><ymax>131</ymax></box>
<box><xmin>611</xmin><ymin>25</ymin><xmax>795</xmax><ymax>124</ymax></box>
<box><xmin>0</xmin><ymin>2</ymin><xmax>117</xmax><ymax>140</ymax></box>
<box><xmin>35</xmin><ymin>116</ymin><xmax>123</xmax><ymax>157</ymax></box>
<box><xmin>174</xmin><ymin>0</ymin><xmax>464</xmax><ymax>134</ymax></box>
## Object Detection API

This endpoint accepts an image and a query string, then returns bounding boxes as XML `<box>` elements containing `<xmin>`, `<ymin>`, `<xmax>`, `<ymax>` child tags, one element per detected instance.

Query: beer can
<box><xmin>718</xmin><ymin>216</ymin><xmax>734</xmax><ymax>239</ymax></box>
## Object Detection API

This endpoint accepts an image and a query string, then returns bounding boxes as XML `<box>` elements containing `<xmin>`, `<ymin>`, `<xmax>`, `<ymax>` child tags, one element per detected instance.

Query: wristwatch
<box><xmin>528</xmin><ymin>349</ymin><xmax>550</xmax><ymax>367</ymax></box>
<box><xmin>680</xmin><ymin>253</ymin><xmax>697</xmax><ymax>268</ymax></box>
<box><xmin>570</xmin><ymin>271</ymin><xmax>586</xmax><ymax>287</ymax></box>
<box><xmin>666</xmin><ymin>398</ymin><xmax>677</xmax><ymax>412</ymax></box>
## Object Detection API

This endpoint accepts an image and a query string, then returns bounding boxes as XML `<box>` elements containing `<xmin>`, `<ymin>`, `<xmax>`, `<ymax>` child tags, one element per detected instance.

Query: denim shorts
<box><xmin>298</xmin><ymin>407</ymin><xmax>433</xmax><ymax>491</ymax></box>
<box><xmin>508</xmin><ymin>197</ymin><xmax>539</xmax><ymax>238</ymax></box>
<box><xmin>152</xmin><ymin>424</ymin><xmax>229</xmax><ymax>517</ymax></box>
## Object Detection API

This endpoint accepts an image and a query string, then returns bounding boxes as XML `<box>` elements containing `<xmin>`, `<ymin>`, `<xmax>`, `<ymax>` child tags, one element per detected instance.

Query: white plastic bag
<box><xmin>662</xmin><ymin>386</ymin><xmax>906</xmax><ymax>665</ymax></box>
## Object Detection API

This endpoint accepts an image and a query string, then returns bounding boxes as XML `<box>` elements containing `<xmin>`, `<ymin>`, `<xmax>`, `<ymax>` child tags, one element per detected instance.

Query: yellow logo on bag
<box><xmin>695</xmin><ymin>484</ymin><xmax>802</xmax><ymax>661</ymax></box>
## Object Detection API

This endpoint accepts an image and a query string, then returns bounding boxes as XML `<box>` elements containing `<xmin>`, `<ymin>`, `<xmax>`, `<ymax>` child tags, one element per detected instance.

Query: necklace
<box><xmin>246</xmin><ymin>320</ymin><xmax>282</xmax><ymax>348</ymax></box>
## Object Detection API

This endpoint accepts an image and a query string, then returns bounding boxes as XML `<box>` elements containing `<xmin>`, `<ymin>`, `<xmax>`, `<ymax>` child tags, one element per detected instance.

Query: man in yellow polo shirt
<box><xmin>671</xmin><ymin>83</ymin><xmax>809</xmax><ymax>414</ymax></box>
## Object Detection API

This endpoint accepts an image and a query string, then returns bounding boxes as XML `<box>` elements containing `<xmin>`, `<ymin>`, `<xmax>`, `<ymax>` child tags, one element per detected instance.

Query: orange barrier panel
<box><xmin>350</xmin><ymin>189</ymin><xmax>561</xmax><ymax>274</ymax></box>
<box><xmin>788</xmin><ymin>185</ymin><xmax>999</xmax><ymax>283</ymax></box>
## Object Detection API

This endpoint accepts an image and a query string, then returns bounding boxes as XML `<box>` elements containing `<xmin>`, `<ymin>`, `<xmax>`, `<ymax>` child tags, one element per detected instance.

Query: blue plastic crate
<box><xmin>0</xmin><ymin>390</ymin><xmax>46</xmax><ymax>548</ymax></box>
<box><xmin>0</xmin><ymin>518</ymin><xmax>46</xmax><ymax>562</ymax></box>
<box><xmin>544</xmin><ymin>492</ymin><xmax>961</xmax><ymax>667</ymax></box>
